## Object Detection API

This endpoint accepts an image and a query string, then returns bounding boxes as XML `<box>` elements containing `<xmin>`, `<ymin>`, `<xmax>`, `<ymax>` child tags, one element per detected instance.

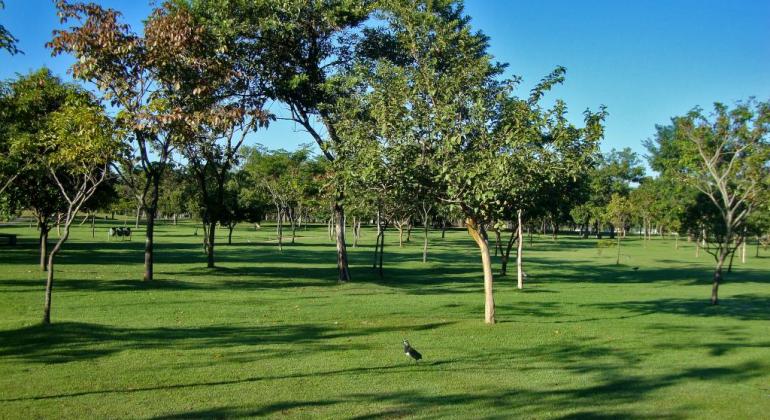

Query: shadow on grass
<box><xmin>589</xmin><ymin>294</ymin><xmax>770</xmax><ymax>321</ymax></box>
<box><xmin>0</xmin><ymin>320</ymin><xmax>454</xmax><ymax>365</ymax></box>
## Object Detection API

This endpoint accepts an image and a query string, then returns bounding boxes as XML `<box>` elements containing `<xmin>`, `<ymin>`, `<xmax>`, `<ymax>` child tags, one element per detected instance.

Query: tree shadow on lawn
<box><xmin>152</xmin><ymin>355</ymin><xmax>763</xmax><ymax>419</ymax></box>
<box><xmin>0</xmin><ymin>320</ymin><xmax>454</xmax><ymax>366</ymax></box>
<box><xmin>589</xmin><ymin>294</ymin><xmax>770</xmax><ymax>321</ymax></box>
<box><xmin>2</xmin><ymin>318</ymin><xmax>766</xmax><ymax>419</ymax></box>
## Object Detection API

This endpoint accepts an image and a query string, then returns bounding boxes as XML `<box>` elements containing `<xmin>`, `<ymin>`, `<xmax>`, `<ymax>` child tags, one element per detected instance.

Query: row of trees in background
<box><xmin>1</xmin><ymin>0</ymin><xmax>768</xmax><ymax>324</ymax></box>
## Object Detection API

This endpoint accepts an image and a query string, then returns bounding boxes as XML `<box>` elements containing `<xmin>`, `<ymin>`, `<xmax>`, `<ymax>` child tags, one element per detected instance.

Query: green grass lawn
<box><xmin>0</xmin><ymin>221</ymin><xmax>768</xmax><ymax>418</ymax></box>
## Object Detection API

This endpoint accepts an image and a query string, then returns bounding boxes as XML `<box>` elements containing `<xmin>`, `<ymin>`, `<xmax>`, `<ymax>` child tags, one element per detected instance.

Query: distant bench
<box><xmin>0</xmin><ymin>233</ymin><xmax>18</xmax><ymax>246</ymax></box>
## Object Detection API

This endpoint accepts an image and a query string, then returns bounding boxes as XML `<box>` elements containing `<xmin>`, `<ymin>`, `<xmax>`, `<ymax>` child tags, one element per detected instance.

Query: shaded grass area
<box><xmin>0</xmin><ymin>221</ymin><xmax>768</xmax><ymax>418</ymax></box>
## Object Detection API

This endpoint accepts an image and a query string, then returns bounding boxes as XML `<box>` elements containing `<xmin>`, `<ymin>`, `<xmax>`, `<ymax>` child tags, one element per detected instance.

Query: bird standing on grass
<box><xmin>403</xmin><ymin>339</ymin><xmax>422</xmax><ymax>362</ymax></box>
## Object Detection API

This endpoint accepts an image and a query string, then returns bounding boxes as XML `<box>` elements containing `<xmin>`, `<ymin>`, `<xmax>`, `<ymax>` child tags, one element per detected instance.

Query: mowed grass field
<box><xmin>0</xmin><ymin>220</ymin><xmax>768</xmax><ymax>419</ymax></box>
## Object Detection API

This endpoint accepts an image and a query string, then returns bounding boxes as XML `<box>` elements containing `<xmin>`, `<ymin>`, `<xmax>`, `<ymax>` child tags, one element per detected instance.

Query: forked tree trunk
<box><xmin>500</xmin><ymin>228</ymin><xmax>517</xmax><ymax>276</ymax></box>
<box><xmin>516</xmin><ymin>210</ymin><xmax>524</xmax><ymax>289</ymax></box>
<box><xmin>467</xmin><ymin>218</ymin><xmax>495</xmax><ymax>324</ymax></box>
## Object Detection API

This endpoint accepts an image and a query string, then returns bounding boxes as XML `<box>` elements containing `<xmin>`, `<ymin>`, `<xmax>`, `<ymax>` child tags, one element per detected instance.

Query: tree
<box><xmin>375</xmin><ymin>1</ymin><xmax>605</xmax><ymax>323</ymax></box>
<box><xmin>0</xmin><ymin>1</ymin><xmax>20</xmax><ymax>55</ymax></box>
<box><xmin>652</xmin><ymin>100</ymin><xmax>770</xmax><ymax>304</ymax></box>
<box><xmin>606</xmin><ymin>193</ymin><xmax>633</xmax><ymax>264</ymax></box>
<box><xmin>50</xmin><ymin>1</ymin><xmax>222</xmax><ymax>281</ymax></box>
<box><xmin>38</xmin><ymin>85</ymin><xmax>117</xmax><ymax>324</ymax></box>
<box><xmin>192</xmin><ymin>0</ymin><xmax>374</xmax><ymax>282</ymax></box>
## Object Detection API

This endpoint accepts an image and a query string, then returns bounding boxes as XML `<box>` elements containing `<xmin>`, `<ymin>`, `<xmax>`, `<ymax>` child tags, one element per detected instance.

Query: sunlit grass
<box><xmin>0</xmin><ymin>221</ymin><xmax>768</xmax><ymax>418</ymax></box>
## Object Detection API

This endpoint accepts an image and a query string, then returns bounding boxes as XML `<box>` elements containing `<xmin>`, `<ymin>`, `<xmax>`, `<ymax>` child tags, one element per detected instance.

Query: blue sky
<box><xmin>2</xmin><ymin>0</ymin><xmax>769</xmax><ymax>165</ymax></box>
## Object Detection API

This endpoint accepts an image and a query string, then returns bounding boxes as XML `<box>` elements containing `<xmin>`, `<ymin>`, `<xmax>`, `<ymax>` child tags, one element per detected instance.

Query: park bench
<box><xmin>0</xmin><ymin>233</ymin><xmax>18</xmax><ymax>246</ymax></box>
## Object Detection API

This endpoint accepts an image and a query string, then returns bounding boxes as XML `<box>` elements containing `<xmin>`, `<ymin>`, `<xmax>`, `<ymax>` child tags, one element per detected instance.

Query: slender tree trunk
<box><xmin>741</xmin><ymin>237</ymin><xmax>746</xmax><ymax>263</ymax></box>
<box><xmin>422</xmin><ymin>218</ymin><xmax>429</xmax><ymax>263</ymax></box>
<box><xmin>43</xmin><ymin>225</ymin><xmax>70</xmax><ymax>325</ymax></box>
<box><xmin>397</xmin><ymin>223</ymin><xmax>404</xmax><ymax>247</ymax></box>
<box><xmin>616</xmin><ymin>234</ymin><xmax>622</xmax><ymax>265</ymax></box>
<box><xmin>228</xmin><ymin>224</ymin><xmax>234</xmax><ymax>245</ymax></box>
<box><xmin>277</xmin><ymin>208</ymin><xmax>283</xmax><ymax>252</ymax></box>
<box><xmin>206</xmin><ymin>221</ymin><xmax>216</xmax><ymax>268</ymax></box>
<box><xmin>494</xmin><ymin>228</ymin><xmax>502</xmax><ymax>257</ymax></box>
<box><xmin>378</xmin><ymin>226</ymin><xmax>385</xmax><ymax>278</ymax></box>
<box><xmin>135</xmin><ymin>205</ymin><xmax>141</xmax><ymax>229</ymax></box>
<box><xmin>334</xmin><ymin>192</ymin><xmax>350</xmax><ymax>282</ymax></box>
<box><xmin>441</xmin><ymin>220</ymin><xmax>447</xmax><ymax>239</ymax></box>
<box><xmin>467</xmin><ymin>218</ymin><xmax>495</xmax><ymax>324</ymax></box>
<box><xmin>517</xmin><ymin>210</ymin><xmax>524</xmax><ymax>289</ymax></box>
<box><xmin>290</xmin><ymin>208</ymin><xmax>297</xmax><ymax>245</ymax></box>
<box><xmin>91</xmin><ymin>214</ymin><xmax>95</xmax><ymax>238</ymax></box>
<box><xmin>406</xmin><ymin>222</ymin><xmax>412</xmax><ymax>243</ymax></box>
<box><xmin>143</xmin><ymin>175</ymin><xmax>161</xmax><ymax>282</ymax></box>
<box><xmin>695</xmin><ymin>232</ymin><xmax>701</xmax><ymax>258</ymax></box>
<box><xmin>352</xmin><ymin>216</ymin><xmax>358</xmax><ymax>248</ymax></box>
<box><xmin>39</xmin><ymin>224</ymin><xmax>49</xmax><ymax>271</ymax></box>
<box><xmin>756</xmin><ymin>236</ymin><xmax>761</xmax><ymax>258</ymax></box>
<box><xmin>173</xmin><ymin>213</ymin><xmax>177</xmax><ymax>225</ymax></box>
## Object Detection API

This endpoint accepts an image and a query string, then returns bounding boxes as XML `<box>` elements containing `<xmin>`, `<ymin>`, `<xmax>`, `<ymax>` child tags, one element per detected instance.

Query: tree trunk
<box><xmin>43</xmin><ymin>225</ymin><xmax>70</xmax><ymax>325</ymax></box>
<box><xmin>135</xmin><ymin>205</ymin><xmax>141</xmax><ymax>229</ymax></box>
<box><xmin>334</xmin><ymin>193</ymin><xmax>350</xmax><ymax>282</ymax></box>
<box><xmin>711</xmin><ymin>250</ymin><xmax>727</xmax><ymax>305</ymax></box>
<box><xmin>276</xmin><ymin>208</ymin><xmax>283</xmax><ymax>252</ymax></box>
<box><xmin>290</xmin><ymin>207</ymin><xmax>297</xmax><ymax>244</ymax></box>
<box><xmin>228</xmin><ymin>224</ymin><xmax>234</xmax><ymax>245</ymax></box>
<box><xmin>616</xmin><ymin>233</ymin><xmax>622</xmax><ymax>265</ymax></box>
<box><xmin>206</xmin><ymin>221</ymin><xmax>216</xmax><ymax>268</ymax></box>
<box><xmin>397</xmin><ymin>223</ymin><xmax>404</xmax><ymax>247</ymax></box>
<box><xmin>467</xmin><ymin>218</ymin><xmax>495</xmax><ymax>324</ymax></box>
<box><xmin>441</xmin><ymin>221</ymin><xmax>447</xmax><ymax>239</ymax></box>
<box><xmin>173</xmin><ymin>213</ymin><xmax>177</xmax><ymax>225</ymax></box>
<box><xmin>406</xmin><ymin>222</ymin><xmax>412</xmax><ymax>243</ymax></box>
<box><xmin>143</xmin><ymin>175</ymin><xmax>161</xmax><ymax>282</ymax></box>
<box><xmin>422</xmin><ymin>219</ymin><xmax>429</xmax><ymax>263</ymax></box>
<box><xmin>91</xmin><ymin>214</ymin><xmax>95</xmax><ymax>238</ymax></box>
<box><xmin>494</xmin><ymin>228</ymin><xmax>502</xmax><ymax>257</ymax></box>
<box><xmin>39</xmin><ymin>224</ymin><xmax>49</xmax><ymax>271</ymax></box>
<box><xmin>500</xmin><ymin>228</ymin><xmax>517</xmax><ymax>276</ymax></box>
<box><xmin>352</xmin><ymin>216</ymin><xmax>358</xmax><ymax>248</ymax></box>
<box><xmin>516</xmin><ymin>210</ymin><xmax>524</xmax><ymax>290</ymax></box>
<box><xmin>741</xmin><ymin>237</ymin><xmax>746</xmax><ymax>263</ymax></box>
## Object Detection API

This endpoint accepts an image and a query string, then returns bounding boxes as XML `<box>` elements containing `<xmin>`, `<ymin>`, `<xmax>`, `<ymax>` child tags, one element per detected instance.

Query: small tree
<box><xmin>669</xmin><ymin>101</ymin><xmax>769</xmax><ymax>304</ymax></box>
<box><xmin>41</xmin><ymin>90</ymin><xmax>117</xmax><ymax>324</ymax></box>
<box><xmin>606</xmin><ymin>193</ymin><xmax>633</xmax><ymax>264</ymax></box>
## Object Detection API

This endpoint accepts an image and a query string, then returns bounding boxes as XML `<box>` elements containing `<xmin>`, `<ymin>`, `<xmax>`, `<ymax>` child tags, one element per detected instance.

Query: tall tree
<box><xmin>192</xmin><ymin>0</ymin><xmax>374</xmax><ymax>282</ymax></box>
<box><xmin>50</xmin><ymin>1</ymin><xmax>218</xmax><ymax>281</ymax></box>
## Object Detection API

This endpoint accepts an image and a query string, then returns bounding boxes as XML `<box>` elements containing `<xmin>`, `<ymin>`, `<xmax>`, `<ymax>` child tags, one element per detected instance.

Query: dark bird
<box><xmin>632</xmin><ymin>267</ymin><xmax>639</xmax><ymax>271</ymax></box>
<box><xmin>403</xmin><ymin>339</ymin><xmax>422</xmax><ymax>362</ymax></box>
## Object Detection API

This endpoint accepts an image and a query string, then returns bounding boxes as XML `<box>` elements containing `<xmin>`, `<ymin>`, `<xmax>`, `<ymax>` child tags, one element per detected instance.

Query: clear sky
<box><xmin>2</xmin><ymin>0</ymin><xmax>769</xmax><ymax>164</ymax></box>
